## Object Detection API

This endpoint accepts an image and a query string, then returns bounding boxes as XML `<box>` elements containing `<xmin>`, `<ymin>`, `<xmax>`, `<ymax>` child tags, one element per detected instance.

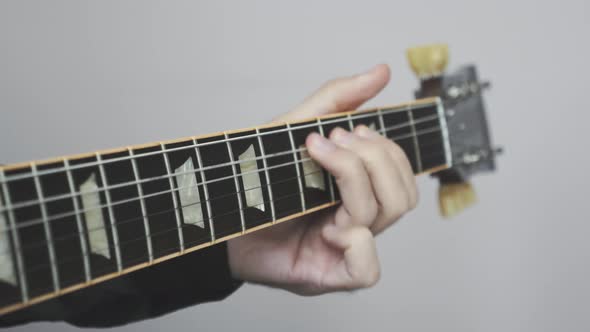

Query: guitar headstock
<box><xmin>407</xmin><ymin>44</ymin><xmax>502</xmax><ymax>218</ymax></box>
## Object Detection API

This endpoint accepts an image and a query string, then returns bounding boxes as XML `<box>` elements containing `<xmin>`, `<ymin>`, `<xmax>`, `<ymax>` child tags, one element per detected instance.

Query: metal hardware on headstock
<box><xmin>407</xmin><ymin>44</ymin><xmax>502</xmax><ymax>218</ymax></box>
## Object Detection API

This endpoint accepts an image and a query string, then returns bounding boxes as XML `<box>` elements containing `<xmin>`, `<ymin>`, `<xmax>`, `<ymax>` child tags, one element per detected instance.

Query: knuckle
<box><xmin>334</xmin><ymin>151</ymin><xmax>364</xmax><ymax>178</ymax></box>
<box><xmin>361</xmin><ymin>265</ymin><xmax>381</xmax><ymax>288</ymax></box>
<box><xmin>365</xmin><ymin>198</ymin><xmax>379</xmax><ymax>224</ymax></box>
<box><xmin>369</xmin><ymin>267</ymin><xmax>381</xmax><ymax>287</ymax></box>
<box><xmin>401</xmin><ymin>195</ymin><xmax>412</xmax><ymax>213</ymax></box>
<box><xmin>410</xmin><ymin>188</ymin><xmax>420</xmax><ymax>209</ymax></box>
<box><xmin>359</xmin><ymin>141</ymin><xmax>391</xmax><ymax>168</ymax></box>
<box><xmin>375</xmin><ymin>133</ymin><xmax>394</xmax><ymax>145</ymax></box>
<box><xmin>391</xmin><ymin>206</ymin><xmax>406</xmax><ymax>221</ymax></box>
<box><xmin>389</xmin><ymin>197</ymin><xmax>410</xmax><ymax>220</ymax></box>
<box><xmin>352</xmin><ymin>227</ymin><xmax>374</xmax><ymax>244</ymax></box>
<box><xmin>366</xmin><ymin>143</ymin><xmax>387</xmax><ymax>161</ymax></box>
<box><xmin>381</xmin><ymin>203</ymin><xmax>399</xmax><ymax>221</ymax></box>
<box><xmin>391</xmin><ymin>141</ymin><xmax>406</xmax><ymax>158</ymax></box>
<box><xmin>388</xmin><ymin>141</ymin><xmax>408</xmax><ymax>160</ymax></box>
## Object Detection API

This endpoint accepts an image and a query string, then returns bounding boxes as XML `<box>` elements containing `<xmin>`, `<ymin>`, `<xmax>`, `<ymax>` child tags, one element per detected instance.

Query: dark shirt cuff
<box><xmin>0</xmin><ymin>242</ymin><xmax>243</xmax><ymax>328</ymax></box>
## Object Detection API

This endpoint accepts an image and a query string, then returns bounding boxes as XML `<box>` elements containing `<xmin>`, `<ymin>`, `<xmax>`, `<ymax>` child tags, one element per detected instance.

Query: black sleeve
<box><xmin>0</xmin><ymin>242</ymin><xmax>243</xmax><ymax>328</ymax></box>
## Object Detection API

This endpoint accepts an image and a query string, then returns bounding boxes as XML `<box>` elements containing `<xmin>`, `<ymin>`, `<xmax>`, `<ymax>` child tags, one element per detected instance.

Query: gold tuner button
<box><xmin>438</xmin><ymin>181</ymin><xmax>477</xmax><ymax>218</ymax></box>
<box><xmin>407</xmin><ymin>44</ymin><xmax>449</xmax><ymax>79</ymax></box>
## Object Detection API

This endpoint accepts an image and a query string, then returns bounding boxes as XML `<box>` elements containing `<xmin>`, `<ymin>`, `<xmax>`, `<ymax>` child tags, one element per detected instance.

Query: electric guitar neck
<box><xmin>0</xmin><ymin>45</ymin><xmax>501</xmax><ymax>316</ymax></box>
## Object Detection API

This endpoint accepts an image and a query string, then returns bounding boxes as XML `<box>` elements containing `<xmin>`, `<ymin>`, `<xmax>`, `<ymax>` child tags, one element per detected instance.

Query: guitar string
<box><xmin>0</xmin><ymin>113</ymin><xmax>441</xmax><ymax>212</ymax></box>
<box><xmin>0</xmin><ymin>126</ymin><xmax>445</xmax><ymax>254</ymax></box>
<box><xmin>3</xmin><ymin>169</ymin><xmax>326</xmax><ymax>255</ymax></box>
<box><xmin>19</xmin><ymin>191</ymin><xmax>308</xmax><ymax>279</ymax></box>
<box><xmin>0</xmin><ymin>118</ymin><xmax>442</xmax><ymax>222</ymax></box>
<box><xmin>0</xmin><ymin>110</ymin><xmax>451</xmax><ymax>301</ymax></box>
<box><xmin>2</xmin><ymin>150</ymin><xmax>449</xmax><ymax>292</ymax></box>
<box><xmin>16</xmin><ymin>109</ymin><xmax>463</xmax><ymax>283</ymax></box>
<box><xmin>0</xmin><ymin>155</ymin><xmax>449</xmax><ymax>274</ymax></box>
<box><xmin>0</xmin><ymin>115</ymin><xmax>447</xmax><ymax>266</ymax></box>
<box><xmin>20</xmin><ymin>204</ymin><xmax>310</xmax><ymax>296</ymax></box>
<box><xmin>0</xmin><ymin>138</ymin><xmax>448</xmax><ymax>256</ymax></box>
<box><xmin>0</xmin><ymin>126</ymin><xmax>444</xmax><ymax>245</ymax></box>
<box><xmin>0</xmin><ymin>102</ymin><xmax>440</xmax><ymax>183</ymax></box>
<box><xmin>9</xmin><ymin>139</ymin><xmax>443</xmax><ymax>286</ymax></box>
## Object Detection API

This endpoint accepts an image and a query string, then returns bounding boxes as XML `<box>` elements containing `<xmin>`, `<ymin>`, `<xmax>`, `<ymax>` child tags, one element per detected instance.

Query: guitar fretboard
<box><xmin>0</xmin><ymin>97</ymin><xmax>450</xmax><ymax>315</ymax></box>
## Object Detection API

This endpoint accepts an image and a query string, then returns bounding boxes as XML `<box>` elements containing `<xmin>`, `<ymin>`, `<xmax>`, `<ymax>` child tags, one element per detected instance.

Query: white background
<box><xmin>1</xmin><ymin>1</ymin><xmax>589</xmax><ymax>331</ymax></box>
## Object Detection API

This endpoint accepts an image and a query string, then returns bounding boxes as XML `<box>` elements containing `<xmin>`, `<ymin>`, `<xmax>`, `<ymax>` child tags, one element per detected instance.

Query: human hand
<box><xmin>227</xmin><ymin>64</ymin><xmax>418</xmax><ymax>295</ymax></box>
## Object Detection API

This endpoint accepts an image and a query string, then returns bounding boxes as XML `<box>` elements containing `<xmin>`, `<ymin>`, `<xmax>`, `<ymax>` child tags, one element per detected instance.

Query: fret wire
<box><xmin>2</xmin><ymin>167</ymin><xmax>328</xmax><ymax>255</ymax></box>
<box><xmin>346</xmin><ymin>113</ymin><xmax>354</xmax><ymax>131</ymax></box>
<box><xmin>0</xmin><ymin>113</ymin><xmax>441</xmax><ymax>213</ymax></box>
<box><xmin>15</xmin><ymin>188</ymin><xmax>324</xmax><ymax>276</ymax></box>
<box><xmin>96</xmin><ymin>153</ymin><xmax>123</xmax><ymax>271</ymax></box>
<box><xmin>0</xmin><ymin>144</ymin><xmax>450</xmax><ymax>258</ymax></box>
<box><xmin>395</xmin><ymin>124</ymin><xmax>441</xmax><ymax>141</ymax></box>
<box><xmin>407</xmin><ymin>104</ymin><xmax>423</xmax><ymax>173</ymax></box>
<box><xmin>255</xmin><ymin>128</ymin><xmax>276</xmax><ymax>223</ymax></box>
<box><xmin>377</xmin><ymin>108</ymin><xmax>386</xmax><ymax>137</ymax></box>
<box><xmin>31</xmin><ymin>163</ymin><xmax>60</xmax><ymax>292</ymax></box>
<box><xmin>0</xmin><ymin>102</ymin><xmax>439</xmax><ymax>184</ymax></box>
<box><xmin>436</xmin><ymin>99</ymin><xmax>453</xmax><ymax>167</ymax></box>
<box><xmin>2</xmin><ymin>146</ymin><xmax>307</xmax><ymax>212</ymax></box>
<box><xmin>0</xmin><ymin>125</ymin><xmax>445</xmax><ymax>233</ymax></box>
<box><xmin>21</xmin><ymin>137</ymin><xmax>473</xmax><ymax>281</ymax></box>
<box><xmin>5</xmin><ymin>168</ymin><xmax>325</xmax><ymax>252</ymax></box>
<box><xmin>129</xmin><ymin>149</ymin><xmax>154</xmax><ymax>262</ymax></box>
<box><xmin>384</xmin><ymin>113</ymin><xmax>439</xmax><ymax>132</ymax></box>
<box><xmin>160</xmin><ymin>143</ymin><xmax>185</xmax><ymax>252</ymax></box>
<box><xmin>286</xmin><ymin>123</ymin><xmax>306</xmax><ymax>211</ymax></box>
<box><xmin>9</xmin><ymin>154</ymin><xmax>322</xmax><ymax>232</ymax></box>
<box><xmin>23</xmin><ymin>232</ymin><xmax>212</xmax><ymax>289</ymax></box>
<box><xmin>64</xmin><ymin>159</ymin><xmax>91</xmax><ymax>282</ymax></box>
<box><xmin>10</xmin><ymin>156</ymin><xmax>318</xmax><ymax>231</ymax></box>
<box><xmin>194</xmin><ymin>139</ymin><xmax>215</xmax><ymax>242</ymax></box>
<box><xmin>0</xmin><ymin>101</ymin><xmax>451</xmax><ymax>308</ymax></box>
<box><xmin>20</xmin><ymin>201</ymin><xmax>314</xmax><ymax>290</ymax></box>
<box><xmin>224</xmin><ymin>133</ymin><xmax>246</xmax><ymax>233</ymax></box>
<box><xmin>1</xmin><ymin>145</ymin><xmax>308</xmax><ymax>213</ymax></box>
<box><xmin>0</xmin><ymin>169</ymin><xmax>28</xmax><ymax>301</ymax></box>
<box><xmin>317</xmin><ymin>118</ymin><xmax>335</xmax><ymax>202</ymax></box>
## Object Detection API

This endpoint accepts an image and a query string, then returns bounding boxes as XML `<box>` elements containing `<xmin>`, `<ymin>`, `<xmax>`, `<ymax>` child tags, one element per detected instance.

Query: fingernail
<box><xmin>331</xmin><ymin>127</ymin><xmax>354</xmax><ymax>146</ymax></box>
<box><xmin>355</xmin><ymin>125</ymin><xmax>380</xmax><ymax>139</ymax></box>
<box><xmin>359</xmin><ymin>64</ymin><xmax>380</xmax><ymax>77</ymax></box>
<box><xmin>309</xmin><ymin>133</ymin><xmax>336</xmax><ymax>153</ymax></box>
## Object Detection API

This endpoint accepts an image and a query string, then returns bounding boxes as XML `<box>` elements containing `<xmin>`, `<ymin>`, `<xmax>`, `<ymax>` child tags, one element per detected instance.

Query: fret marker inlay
<box><xmin>174</xmin><ymin>158</ymin><xmax>204</xmax><ymax>228</ymax></box>
<box><xmin>0</xmin><ymin>196</ymin><xmax>16</xmax><ymax>285</ymax></box>
<box><xmin>238</xmin><ymin>145</ymin><xmax>265</xmax><ymax>212</ymax></box>
<box><xmin>79</xmin><ymin>174</ymin><xmax>110</xmax><ymax>259</ymax></box>
<box><xmin>299</xmin><ymin>146</ymin><xmax>325</xmax><ymax>191</ymax></box>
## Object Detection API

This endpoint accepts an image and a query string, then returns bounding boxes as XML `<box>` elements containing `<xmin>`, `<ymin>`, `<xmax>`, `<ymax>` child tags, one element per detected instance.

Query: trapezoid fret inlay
<box><xmin>238</xmin><ymin>144</ymin><xmax>265</xmax><ymax>212</ymax></box>
<box><xmin>174</xmin><ymin>158</ymin><xmax>204</xmax><ymax>229</ymax></box>
<box><xmin>0</xmin><ymin>195</ymin><xmax>16</xmax><ymax>286</ymax></box>
<box><xmin>79</xmin><ymin>174</ymin><xmax>110</xmax><ymax>259</ymax></box>
<box><xmin>299</xmin><ymin>145</ymin><xmax>325</xmax><ymax>191</ymax></box>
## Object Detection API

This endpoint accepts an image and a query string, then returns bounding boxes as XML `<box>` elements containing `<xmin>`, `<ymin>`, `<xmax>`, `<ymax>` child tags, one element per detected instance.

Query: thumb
<box><xmin>321</xmin><ymin>223</ymin><xmax>381</xmax><ymax>290</ymax></box>
<box><xmin>275</xmin><ymin>64</ymin><xmax>391</xmax><ymax>122</ymax></box>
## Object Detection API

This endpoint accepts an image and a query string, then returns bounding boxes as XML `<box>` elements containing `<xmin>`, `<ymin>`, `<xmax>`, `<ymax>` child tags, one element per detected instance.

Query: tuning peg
<box><xmin>407</xmin><ymin>44</ymin><xmax>449</xmax><ymax>79</ymax></box>
<box><xmin>438</xmin><ymin>181</ymin><xmax>476</xmax><ymax>218</ymax></box>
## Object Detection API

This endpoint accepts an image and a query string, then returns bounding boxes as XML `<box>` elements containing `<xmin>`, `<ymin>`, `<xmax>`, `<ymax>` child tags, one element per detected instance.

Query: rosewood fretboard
<box><xmin>0</xmin><ymin>97</ymin><xmax>451</xmax><ymax>315</ymax></box>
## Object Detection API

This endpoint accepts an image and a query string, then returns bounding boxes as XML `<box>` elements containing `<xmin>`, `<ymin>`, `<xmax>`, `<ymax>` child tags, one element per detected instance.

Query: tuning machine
<box><xmin>445</xmin><ymin>81</ymin><xmax>491</xmax><ymax>101</ymax></box>
<box><xmin>406</xmin><ymin>44</ymin><xmax>500</xmax><ymax>218</ymax></box>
